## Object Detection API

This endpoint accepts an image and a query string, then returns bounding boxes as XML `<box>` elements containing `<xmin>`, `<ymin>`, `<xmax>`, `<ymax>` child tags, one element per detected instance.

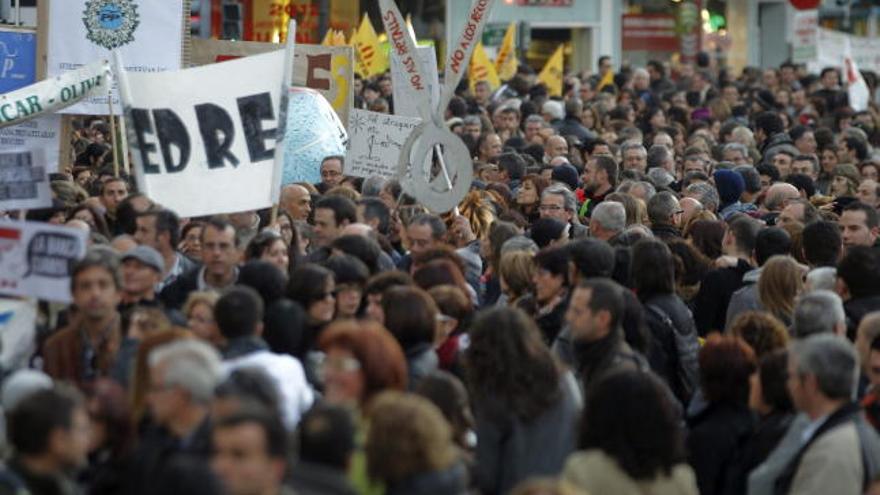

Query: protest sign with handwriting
<box><xmin>0</xmin><ymin>220</ymin><xmax>87</xmax><ymax>303</ymax></box>
<box><xmin>117</xmin><ymin>50</ymin><xmax>286</xmax><ymax>218</ymax></box>
<box><xmin>345</xmin><ymin>109</ymin><xmax>418</xmax><ymax>179</ymax></box>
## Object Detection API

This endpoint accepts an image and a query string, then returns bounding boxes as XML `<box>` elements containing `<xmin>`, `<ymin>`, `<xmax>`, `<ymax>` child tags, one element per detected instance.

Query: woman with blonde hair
<box><xmin>757</xmin><ymin>256</ymin><xmax>805</xmax><ymax>327</ymax></box>
<box><xmin>499</xmin><ymin>250</ymin><xmax>536</xmax><ymax>308</ymax></box>
<box><xmin>183</xmin><ymin>291</ymin><xmax>224</xmax><ymax>348</ymax></box>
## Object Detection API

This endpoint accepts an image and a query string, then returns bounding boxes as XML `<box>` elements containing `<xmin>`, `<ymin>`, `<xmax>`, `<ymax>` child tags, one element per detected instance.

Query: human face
<box><xmin>335</xmin><ymin>283</ymin><xmax>362</xmax><ymax>319</ymax></box>
<box><xmin>53</xmin><ymin>407</ymin><xmax>90</xmax><ymax>470</ymax></box>
<box><xmin>188</xmin><ymin>302</ymin><xmax>222</xmax><ymax>346</ymax></box>
<box><xmin>320</xmin><ymin>159</ymin><xmax>344</xmax><ymax>188</ymax></box>
<box><xmin>314</xmin><ymin>208</ymin><xmax>342</xmax><ymax>247</ymax></box>
<box><xmin>321</xmin><ymin>347</ymin><xmax>365</xmax><ymax>405</ymax></box>
<box><xmin>840</xmin><ymin>210</ymin><xmax>879</xmax><ymax>248</ymax></box>
<box><xmin>821</xmin><ymin>149</ymin><xmax>839</xmax><ymax>173</ymax></box>
<box><xmin>465</xmin><ymin>124</ymin><xmax>482</xmax><ymax>141</ymax></box>
<box><xmin>276</xmin><ymin>216</ymin><xmax>293</xmax><ymax>246</ymax></box>
<box><xmin>831</xmin><ymin>176</ymin><xmax>852</xmax><ymax>197</ymax></box>
<box><xmin>786</xmin><ymin>355</ymin><xmax>808</xmax><ymax>413</ymax></box>
<box><xmin>75</xmin><ymin>170</ymin><xmax>92</xmax><ymax>188</ymax></box>
<box><xmin>282</xmin><ymin>185</ymin><xmax>311</xmax><ymax>221</ymax></box>
<box><xmin>525</xmin><ymin>120</ymin><xmax>543</xmax><ymax>142</ymax></box>
<box><xmin>773</xmin><ymin>153</ymin><xmax>793</xmax><ymax>178</ymax></box>
<box><xmin>122</xmin><ymin>259</ymin><xmax>160</xmax><ymax>298</ymax></box>
<box><xmin>539</xmin><ymin>194</ymin><xmax>570</xmax><ymax>222</ymax></box>
<box><xmin>565</xmin><ymin>287</ymin><xmax>609</xmax><ymax>342</ymax></box>
<box><xmin>309</xmin><ymin>278</ymin><xmax>335</xmax><ymax>323</ymax></box>
<box><xmin>73</xmin><ymin>266</ymin><xmax>120</xmax><ymax>320</ymax></box>
<box><xmin>73</xmin><ymin>209</ymin><xmax>97</xmax><ymax>231</ymax></box>
<box><xmin>822</xmin><ymin>69</ymin><xmax>839</xmax><ymax>89</ymax></box>
<box><xmin>182</xmin><ymin>226</ymin><xmax>203</xmax><ymax>260</ymax></box>
<box><xmin>260</xmin><ymin>239</ymin><xmax>289</xmax><ymax>274</ymax></box>
<box><xmin>379</xmin><ymin>78</ymin><xmax>392</xmax><ymax>96</ymax></box>
<box><xmin>778</xmin><ymin>203</ymin><xmax>805</xmax><ymax>227</ymax></box>
<box><xmin>795</xmin><ymin>131</ymin><xmax>817</xmax><ymax>155</ymax></box>
<box><xmin>546</xmin><ymin>137</ymin><xmax>569</xmax><ymax>160</ymax></box>
<box><xmin>791</xmin><ymin>159</ymin><xmax>816</xmax><ymax>180</ymax></box>
<box><xmin>212</xmin><ymin>423</ymin><xmax>283</xmax><ymax>495</ymax></box>
<box><xmin>533</xmin><ymin>267</ymin><xmax>564</xmax><ymax>304</ymax></box>
<box><xmin>863</xmin><ymin>165</ymin><xmax>880</xmax><ymax>182</ymax></box>
<box><xmin>858</xmin><ymin>180</ymin><xmax>880</xmax><ymax>207</ymax></box>
<box><xmin>684</xmin><ymin>157</ymin><xmax>707</xmax><ymax>174</ymax></box>
<box><xmin>500</xmin><ymin>111</ymin><xmax>518</xmax><ymax>131</ymax></box>
<box><xmin>623</xmin><ymin>149</ymin><xmax>647</xmax><ymax>172</ymax></box>
<box><xmin>406</xmin><ymin>223</ymin><xmax>436</xmax><ymax>257</ymax></box>
<box><xmin>100</xmin><ymin>180</ymin><xmax>127</xmax><ymax>213</ymax></box>
<box><xmin>134</xmin><ymin>215</ymin><xmax>160</xmax><ymax>250</ymax></box>
<box><xmin>201</xmin><ymin>225</ymin><xmax>238</xmax><ymax>279</ymax></box>
<box><xmin>365</xmin><ymin>293</ymin><xmax>384</xmax><ymax>323</ymax></box>
<box><xmin>474</xmin><ymin>81</ymin><xmax>490</xmax><ymax>104</ymax></box>
<box><xmin>649</xmin><ymin>109</ymin><xmax>666</xmax><ymax>129</ymax></box>
<box><xmin>481</xmin><ymin>134</ymin><xmax>502</xmax><ymax>161</ymax></box>
<box><xmin>516</xmin><ymin>180</ymin><xmax>539</xmax><ymax>206</ymax></box>
<box><xmin>722</xmin><ymin>85</ymin><xmax>739</xmax><ymax>106</ymax></box>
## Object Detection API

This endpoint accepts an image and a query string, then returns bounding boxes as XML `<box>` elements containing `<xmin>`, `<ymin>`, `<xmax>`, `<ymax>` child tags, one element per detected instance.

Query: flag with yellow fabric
<box><xmin>321</xmin><ymin>29</ymin><xmax>334</xmax><ymax>46</ymax></box>
<box><xmin>351</xmin><ymin>13</ymin><xmax>387</xmax><ymax>77</ymax></box>
<box><xmin>537</xmin><ymin>45</ymin><xmax>564</xmax><ymax>97</ymax></box>
<box><xmin>495</xmin><ymin>22</ymin><xmax>517</xmax><ymax>81</ymax></box>
<box><xmin>598</xmin><ymin>67</ymin><xmax>614</xmax><ymax>90</ymax></box>
<box><xmin>470</xmin><ymin>42</ymin><xmax>501</xmax><ymax>91</ymax></box>
<box><xmin>331</xmin><ymin>30</ymin><xmax>347</xmax><ymax>46</ymax></box>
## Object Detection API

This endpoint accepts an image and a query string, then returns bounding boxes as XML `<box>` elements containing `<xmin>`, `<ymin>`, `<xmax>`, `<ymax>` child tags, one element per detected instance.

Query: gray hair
<box><xmin>647</xmin><ymin>168</ymin><xmax>675</xmax><ymax>188</ymax></box>
<box><xmin>500</xmin><ymin>235</ymin><xmax>539</xmax><ymax>255</ymax></box>
<box><xmin>647</xmin><ymin>144</ymin><xmax>673</xmax><ymax>171</ymax></box>
<box><xmin>463</xmin><ymin>115</ymin><xmax>482</xmax><ymax>127</ymax></box>
<box><xmin>524</xmin><ymin>114</ymin><xmax>546</xmax><ymax>127</ymax></box>
<box><xmin>591</xmin><ymin>201</ymin><xmax>626</xmax><ymax>234</ymax></box>
<box><xmin>805</xmin><ymin>267</ymin><xmax>837</xmax><ymax>293</ymax></box>
<box><xmin>542</xmin><ymin>100</ymin><xmax>564</xmax><ymax>121</ymax></box>
<box><xmin>722</xmin><ymin>142</ymin><xmax>749</xmax><ymax>159</ymax></box>
<box><xmin>790</xmin><ymin>333</ymin><xmax>858</xmax><ymax>400</ymax></box>
<box><xmin>542</xmin><ymin>184</ymin><xmax>577</xmax><ymax>213</ymax></box>
<box><xmin>686</xmin><ymin>182</ymin><xmax>720</xmax><ymax>212</ymax></box>
<box><xmin>620</xmin><ymin>141</ymin><xmax>647</xmax><ymax>157</ymax></box>
<box><xmin>646</xmin><ymin>191</ymin><xmax>679</xmax><ymax>225</ymax></box>
<box><xmin>791</xmin><ymin>290</ymin><xmax>846</xmax><ymax>339</ymax></box>
<box><xmin>149</xmin><ymin>340</ymin><xmax>223</xmax><ymax>405</ymax></box>
<box><xmin>361</xmin><ymin>176</ymin><xmax>387</xmax><ymax>197</ymax></box>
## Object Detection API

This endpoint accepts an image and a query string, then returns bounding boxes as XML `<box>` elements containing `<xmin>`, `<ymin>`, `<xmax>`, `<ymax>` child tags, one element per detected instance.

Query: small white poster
<box><xmin>345</xmin><ymin>109</ymin><xmax>419</xmax><ymax>179</ymax></box>
<box><xmin>0</xmin><ymin>149</ymin><xmax>51</xmax><ymax>210</ymax></box>
<box><xmin>0</xmin><ymin>115</ymin><xmax>62</xmax><ymax>173</ymax></box>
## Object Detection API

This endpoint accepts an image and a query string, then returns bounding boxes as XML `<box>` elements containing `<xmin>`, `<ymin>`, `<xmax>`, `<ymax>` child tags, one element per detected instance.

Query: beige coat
<box><xmin>562</xmin><ymin>450</ymin><xmax>699</xmax><ymax>495</ymax></box>
<box><xmin>789</xmin><ymin>422</ymin><xmax>863</xmax><ymax>495</ymax></box>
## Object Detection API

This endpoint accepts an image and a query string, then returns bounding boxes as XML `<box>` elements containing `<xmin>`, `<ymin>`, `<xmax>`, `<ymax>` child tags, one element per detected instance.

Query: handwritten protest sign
<box><xmin>47</xmin><ymin>0</ymin><xmax>185</xmax><ymax>115</ymax></box>
<box><xmin>191</xmin><ymin>40</ymin><xmax>354</xmax><ymax>126</ymax></box>
<box><xmin>0</xmin><ymin>116</ymin><xmax>61</xmax><ymax>173</ymax></box>
<box><xmin>117</xmin><ymin>50</ymin><xmax>286</xmax><ymax>217</ymax></box>
<box><xmin>0</xmin><ymin>60</ymin><xmax>111</xmax><ymax>129</ymax></box>
<box><xmin>0</xmin><ymin>220</ymin><xmax>88</xmax><ymax>303</ymax></box>
<box><xmin>345</xmin><ymin>109</ymin><xmax>418</xmax><ymax>179</ymax></box>
<box><xmin>0</xmin><ymin>150</ymin><xmax>50</xmax><ymax>210</ymax></box>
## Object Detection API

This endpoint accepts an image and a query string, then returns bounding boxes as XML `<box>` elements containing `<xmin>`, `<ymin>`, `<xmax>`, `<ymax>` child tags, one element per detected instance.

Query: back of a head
<box><xmin>729</xmin><ymin>216</ymin><xmax>762</xmax><ymax>255</ymax></box>
<box><xmin>754</xmin><ymin>227</ymin><xmax>792</xmax><ymax>266</ymax></box>
<box><xmin>805</xmin><ymin>267</ymin><xmax>837</xmax><ymax>293</ymax></box>
<box><xmin>756</xmin><ymin>111</ymin><xmax>784</xmax><ymax>137</ymax></box>
<box><xmin>298</xmin><ymin>403</ymin><xmax>356</xmax><ymax>469</ymax></box>
<box><xmin>8</xmin><ymin>386</ymin><xmax>83</xmax><ymax>457</ymax></box>
<box><xmin>838</xmin><ymin>245</ymin><xmax>880</xmax><ymax>299</ymax></box>
<box><xmin>214</xmin><ymin>285</ymin><xmax>265</xmax><ymax>340</ymax></box>
<box><xmin>646</xmin><ymin>191</ymin><xmax>678</xmax><ymax>226</ymax></box>
<box><xmin>790</xmin><ymin>334</ymin><xmax>858</xmax><ymax>401</ymax></box>
<box><xmin>591</xmin><ymin>201</ymin><xmax>626</xmax><ymax>234</ymax></box>
<box><xmin>802</xmin><ymin>221</ymin><xmax>842</xmax><ymax>267</ymax></box>
<box><xmin>149</xmin><ymin>339</ymin><xmax>223</xmax><ymax>405</ymax></box>
<box><xmin>381</xmin><ymin>286</ymin><xmax>438</xmax><ymax>350</ymax></box>
<box><xmin>792</xmin><ymin>290</ymin><xmax>845</xmax><ymax>339</ymax></box>
<box><xmin>567</xmin><ymin>238</ymin><xmax>615</xmax><ymax>279</ymax></box>
<box><xmin>237</xmin><ymin>260</ymin><xmax>287</xmax><ymax>304</ymax></box>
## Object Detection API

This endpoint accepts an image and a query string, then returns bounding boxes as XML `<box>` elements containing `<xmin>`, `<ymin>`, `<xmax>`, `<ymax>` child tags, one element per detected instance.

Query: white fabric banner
<box><xmin>811</xmin><ymin>28</ymin><xmax>880</xmax><ymax>75</ymax></box>
<box><xmin>0</xmin><ymin>60</ymin><xmax>111</xmax><ymax>128</ymax></box>
<box><xmin>118</xmin><ymin>50</ymin><xmax>286</xmax><ymax>218</ymax></box>
<box><xmin>0</xmin><ymin>220</ymin><xmax>88</xmax><ymax>303</ymax></box>
<box><xmin>47</xmin><ymin>0</ymin><xmax>184</xmax><ymax>115</ymax></box>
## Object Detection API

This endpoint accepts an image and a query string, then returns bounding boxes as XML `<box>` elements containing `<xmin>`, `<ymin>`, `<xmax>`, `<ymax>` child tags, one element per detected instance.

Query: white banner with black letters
<box><xmin>117</xmin><ymin>50</ymin><xmax>286</xmax><ymax>218</ymax></box>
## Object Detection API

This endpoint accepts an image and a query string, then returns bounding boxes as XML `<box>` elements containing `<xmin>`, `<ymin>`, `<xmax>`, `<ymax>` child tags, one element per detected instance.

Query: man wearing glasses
<box><xmin>317</xmin><ymin>156</ymin><xmax>345</xmax><ymax>194</ymax></box>
<box><xmin>539</xmin><ymin>184</ymin><xmax>588</xmax><ymax>239</ymax></box>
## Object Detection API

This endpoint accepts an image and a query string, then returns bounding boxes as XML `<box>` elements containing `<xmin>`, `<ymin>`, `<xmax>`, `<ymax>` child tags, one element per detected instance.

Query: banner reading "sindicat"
<box><xmin>0</xmin><ymin>60</ymin><xmax>111</xmax><ymax>129</ymax></box>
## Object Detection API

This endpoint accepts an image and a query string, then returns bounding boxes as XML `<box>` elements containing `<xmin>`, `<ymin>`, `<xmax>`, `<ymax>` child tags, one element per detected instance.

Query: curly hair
<box><xmin>729</xmin><ymin>311</ymin><xmax>789</xmax><ymax>359</ymax></box>
<box><xmin>457</xmin><ymin>190</ymin><xmax>498</xmax><ymax>240</ymax></box>
<box><xmin>365</xmin><ymin>391</ymin><xmax>457</xmax><ymax>485</ymax></box>
<box><xmin>464</xmin><ymin>307</ymin><xmax>561</xmax><ymax>420</ymax></box>
<box><xmin>578</xmin><ymin>370</ymin><xmax>686</xmax><ymax>480</ymax></box>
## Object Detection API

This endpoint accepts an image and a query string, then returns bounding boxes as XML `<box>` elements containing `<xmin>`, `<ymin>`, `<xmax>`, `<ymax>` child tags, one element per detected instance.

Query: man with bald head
<box><xmin>679</xmin><ymin>197</ymin><xmax>704</xmax><ymax>226</ymax></box>
<box><xmin>280</xmin><ymin>184</ymin><xmax>312</xmax><ymax>221</ymax></box>
<box><xmin>544</xmin><ymin>135</ymin><xmax>569</xmax><ymax>163</ymax></box>
<box><xmin>762</xmin><ymin>182</ymin><xmax>801</xmax><ymax>225</ymax></box>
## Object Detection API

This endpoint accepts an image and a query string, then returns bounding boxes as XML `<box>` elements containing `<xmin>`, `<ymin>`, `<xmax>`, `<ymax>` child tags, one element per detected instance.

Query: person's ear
<box><xmin>255</xmin><ymin>322</ymin><xmax>264</xmax><ymax>337</ymax></box>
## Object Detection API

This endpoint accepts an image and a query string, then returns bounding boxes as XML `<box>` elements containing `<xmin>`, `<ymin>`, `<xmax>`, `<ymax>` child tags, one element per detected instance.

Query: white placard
<box><xmin>345</xmin><ymin>109</ymin><xmax>419</xmax><ymax>179</ymax></box>
<box><xmin>117</xmin><ymin>50</ymin><xmax>286</xmax><ymax>218</ymax></box>
<box><xmin>392</xmin><ymin>46</ymin><xmax>440</xmax><ymax>119</ymax></box>
<box><xmin>0</xmin><ymin>299</ymin><xmax>37</xmax><ymax>372</ymax></box>
<box><xmin>792</xmin><ymin>10</ymin><xmax>818</xmax><ymax>65</ymax></box>
<box><xmin>0</xmin><ymin>115</ymin><xmax>62</xmax><ymax>173</ymax></box>
<box><xmin>47</xmin><ymin>0</ymin><xmax>185</xmax><ymax>115</ymax></box>
<box><xmin>0</xmin><ymin>220</ymin><xmax>88</xmax><ymax>303</ymax></box>
<box><xmin>0</xmin><ymin>149</ymin><xmax>50</xmax><ymax>210</ymax></box>
<box><xmin>810</xmin><ymin>28</ymin><xmax>880</xmax><ymax>75</ymax></box>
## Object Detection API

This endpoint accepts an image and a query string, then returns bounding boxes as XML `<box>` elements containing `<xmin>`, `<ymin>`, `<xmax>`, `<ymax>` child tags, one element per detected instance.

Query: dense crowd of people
<box><xmin>5</xmin><ymin>50</ymin><xmax>880</xmax><ymax>495</ymax></box>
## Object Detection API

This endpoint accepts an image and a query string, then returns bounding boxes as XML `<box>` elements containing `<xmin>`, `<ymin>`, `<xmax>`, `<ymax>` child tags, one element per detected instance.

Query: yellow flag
<box><xmin>470</xmin><ymin>42</ymin><xmax>501</xmax><ymax>91</ymax></box>
<box><xmin>537</xmin><ymin>45</ymin><xmax>564</xmax><ymax>97</ymax></box>
<box><xmin>350</xmin><ymin>13</ymin><xmax>388</xmax><ymax>77</ymax></box>
<box><xmin>332</xmin><ymin>30</ymin><xmax>347</xmax><ymax>46</ymax></box>
<box><xmin>495</xmin><ymin>22</ymin><xmax>517</xmax><ymax>81</ymax></box>
<box><xmin>321</xmin><ymin>29</ymin><xmax>334</xmax><ymax>46</ymax></box>
<box><xmin>598</xmin><ymin>67</ymin><xmax>615</xmax><ymax>90</ymax></box>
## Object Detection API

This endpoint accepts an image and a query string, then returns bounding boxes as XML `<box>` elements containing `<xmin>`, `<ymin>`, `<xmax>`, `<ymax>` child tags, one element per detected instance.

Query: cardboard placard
<box><xmin>0</xmin><ymin>149</ymin><xmax>50</xmax><ymax>210</ymax></box>
<box><xmin>345</xmin><ymin>109</ymin><xmax>419</xmax><ymax>179</ymax></box>
<box><xmin>0</xmin><ymin>220</ymin><xmax>88</xmax><ymax>303</ymax></box>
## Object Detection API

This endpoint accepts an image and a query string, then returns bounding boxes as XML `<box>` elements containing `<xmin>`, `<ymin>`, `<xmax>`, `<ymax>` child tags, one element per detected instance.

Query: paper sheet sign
<box><xmin>0</xmin><ymin>220</ymin><xmax>88</xmax><ymax>303</ymax></box>
<box><xmin>0</xmin><ymin>149</ymin><xmax>51</xmax><ymax>210</ymax></box>
<box><xmin>191</xmin><ymin>39</ymin><xmax>354</xmax><ymax>127</ymax></box>
<box><xmin>117</xmin><ymin>50</ymin><xmax>286</xmax><ymax>218</ymax></box>
<box><xmin>345</xmin><ymin>109</ymin><xmax>419</xmax><ymax>179</ymax></box>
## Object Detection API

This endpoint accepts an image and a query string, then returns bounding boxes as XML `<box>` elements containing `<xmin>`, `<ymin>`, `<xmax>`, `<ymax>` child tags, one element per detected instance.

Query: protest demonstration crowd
<box><xmin>9</xmin><ymin>1</ymin><xmax>880</xmax><ymax>495</ymax></box>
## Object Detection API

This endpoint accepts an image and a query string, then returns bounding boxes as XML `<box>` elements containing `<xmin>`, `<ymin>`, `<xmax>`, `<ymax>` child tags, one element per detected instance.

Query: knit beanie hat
<box><xmin>714</xmin><ymin>169</ymin><xmax>745</xmax><ymax>205</ymax></box>
<box><xmin>551</xmin><ymin>163</ymin><xmax>579</xmax><ymax>191</ymax></box>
